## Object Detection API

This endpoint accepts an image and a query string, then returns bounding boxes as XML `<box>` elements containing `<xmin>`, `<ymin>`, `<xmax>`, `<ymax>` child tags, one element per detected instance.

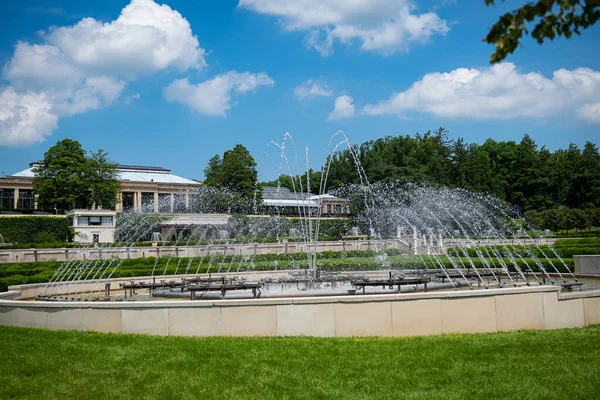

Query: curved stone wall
<box><xmin>1</xmin><ymin>285</ymin><xmax>599</xmax><ymax>337</ymax></box>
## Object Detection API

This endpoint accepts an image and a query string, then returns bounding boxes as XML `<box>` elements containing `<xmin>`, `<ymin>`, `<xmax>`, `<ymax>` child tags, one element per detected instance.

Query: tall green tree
<box><xmin>203</xmin><ymin>154</ymin><xmax>223</xmax><ymax>186</ymax></box>
<box><xmin>33</xmin><ymin>139</ymin><xmax>119</xmax><ymax>211</ymax></box>
<box><xmin>203</xmin><ymin>144</ymin><xmax>260</xmax><ymax>206</ymax></box>
<box><xmin>33</xmin><ymin>139</ymin><xmax>89</xmax><ymax>210</ymax></box>
<box><xmin>87</xmin><ymin>149</ymin><xmax>120</xmax><ymax>210</ymax></box>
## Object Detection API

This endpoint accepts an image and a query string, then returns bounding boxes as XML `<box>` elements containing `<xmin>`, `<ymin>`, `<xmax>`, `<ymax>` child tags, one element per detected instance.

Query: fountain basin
<box><xmin>1</xmin><ymin>275</ymin><xmax>599</xmax><ymax>337</ymax></box>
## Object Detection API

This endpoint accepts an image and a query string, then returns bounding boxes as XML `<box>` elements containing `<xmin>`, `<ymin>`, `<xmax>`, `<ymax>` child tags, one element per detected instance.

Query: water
<box><xmin>33</xmin><ymin>131</ymin><xmax>579</xmax><ymax>301</ymax></box>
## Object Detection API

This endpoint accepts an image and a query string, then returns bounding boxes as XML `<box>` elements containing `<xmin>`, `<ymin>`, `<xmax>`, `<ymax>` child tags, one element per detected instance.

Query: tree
<box><xmin>262</xmin><ymin>169</ymin><xmax>324</xmax><ymax>194</ymax></box>
<box><xmin>86</xmin><ymin>149</ymin><xmax>120</xmax><ymax>210</ymax></box>
<box><xmin>485</xmin><ymin>0</ymin><xmax>600</xmax><ymax>63</ymax></box>
<box><xmin>203</xmin><ymin>144</ymin><xmax>260</xmax><ymax>208</ymax></box>
<box><xmin>33</xmin><ymin>139</ymin><xmax>89</xmax><ymax>210</ymax></box>
<box><xmin>33</xmin><ymin>139</ymin><xmax>119</xmax><ymax>211</ymax></box>
<box><xmin>203</xmin><ymin>154</ymin><xmax>223</xmax><ymax>186</ymax></box>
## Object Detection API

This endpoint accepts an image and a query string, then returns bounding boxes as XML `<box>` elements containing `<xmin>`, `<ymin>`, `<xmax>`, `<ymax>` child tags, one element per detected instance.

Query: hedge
<box><xmin>287</xmin><ymin>218</ymin><xmax>353</xmax><ymax>240</ymax></box>
<box><xmin>554</xmin><ymin>238</ymin><xmax>600</xmax><ymax>247</ymax></box>
<box><xmin>0</xmin><ymin>251</ymin><xmax>575</xmax><ymax>292</ymax></box>
<box><xmin>0</xmin><ymin>216</ymin><xmax>73</xmax><ymax>244</ymax></box>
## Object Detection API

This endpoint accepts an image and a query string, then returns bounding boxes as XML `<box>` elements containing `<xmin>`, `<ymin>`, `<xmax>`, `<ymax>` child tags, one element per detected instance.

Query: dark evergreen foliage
<box><xmin>317</xmin><ymin>131</ymin><xmax>599</xmax><ymax>214</ymax></box>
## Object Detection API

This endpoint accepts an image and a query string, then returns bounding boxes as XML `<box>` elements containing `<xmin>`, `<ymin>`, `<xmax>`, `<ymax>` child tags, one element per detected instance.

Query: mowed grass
<box><xmin>1</xmin><ymin>326</ymin><xmax>600</xmax><ymax>400</ymax></box>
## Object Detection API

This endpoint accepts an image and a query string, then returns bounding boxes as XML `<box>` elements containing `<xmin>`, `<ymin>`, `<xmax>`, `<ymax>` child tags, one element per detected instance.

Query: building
<box><xmin>261</xmin><ymin>186</ymin><xmax>350</xmax><ymax>216</ymax></box>
<box><xmin>0</xmin><ymin>162</ymin><xmax>201</xmax><ymax>213</ymax></box>
<box><xmin>68</xmin><ymin>209</ymin><xmax>117</xmax><ymax>243</ymax></box>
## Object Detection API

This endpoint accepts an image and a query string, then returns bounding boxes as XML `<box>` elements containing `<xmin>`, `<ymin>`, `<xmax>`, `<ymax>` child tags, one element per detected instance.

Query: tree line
<box><xmin>320</xmin><ymin>129</ymin><xmax>599</xmax><ymax>213</ymax></box>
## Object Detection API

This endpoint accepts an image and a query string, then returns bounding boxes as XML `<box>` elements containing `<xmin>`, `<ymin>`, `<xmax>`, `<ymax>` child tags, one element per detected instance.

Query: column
<box><xmin>136</xmin><ymin>192</ymin><xmax>142</xmax><ymax>211</ymax></box>
<box><xmin>185</xmin><ymin>191</ymin><xmax>189</xmax><ymax>210</ymax></box>
<box><xmin>34</xmin><ymin>194</ymin><xmax>39</xmax><ymax>210</ymax></box>
<box><xmin>170</xmin><ymin>193</ymin><xmax>174</xmax><ymax>213</ymax></box>
<box><xmin>153</xmin><ymin>192</ymin><xmax>159</xmax><ymax>213</ymax></box>
<box><xmin>115</xmin><ymin>193</ymin><xmax>123</xmax><ymax>213</ymax></box>
<box><xmin>13</xmin><ymin>188</ymin><xmax>19</xmax><ymax>209</ymax></box>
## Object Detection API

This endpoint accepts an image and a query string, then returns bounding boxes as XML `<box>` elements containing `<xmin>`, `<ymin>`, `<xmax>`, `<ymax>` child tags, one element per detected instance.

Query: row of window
<box><xmin>325</xmin><ymin>204</ymin><xmax>349</xmax><ymax>214</ymax></box>
<box><xmin>121</xmin><ymin>192</ymin><xmax>196</xmax><ymax>213</ymax></box>
<box><xmin>0</xmin><ymin>189</ymin><xmax>35</xmax><ymax>209</ymax></box>
<box><xmin>77</xmin><ymin>216</ymin><xmax>113</xmax><ymax>226</ymax></box>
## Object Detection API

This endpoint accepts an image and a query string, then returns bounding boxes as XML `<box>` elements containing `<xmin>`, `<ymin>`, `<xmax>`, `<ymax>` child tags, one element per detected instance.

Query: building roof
<box><xmin>262</xmin><ymin>186</ymin><xmax>345</xmax><ymax>205</ymax></box>
<box><xmin>262</xmin><ymin>199</ymin><xmax>320</xmax><ymax>208</ymax></box>
<box><xmin>159</xmin><ymin>213</ymin><xmax>230</xmax><ymax>226</ymax></box>
<box><xmin>262</xmin><ymin>186</ymin><xmax>313</xmax><ymax>200</ymax></box>
<box><xmin>11</xmin><ymin>163</ymin><xmax>199</xmax><ymax>185</ymax></box>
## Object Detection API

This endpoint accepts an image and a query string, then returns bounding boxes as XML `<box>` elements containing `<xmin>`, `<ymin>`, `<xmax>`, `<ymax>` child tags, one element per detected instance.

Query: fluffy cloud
<box><xmin>0</xmin><ymin>88</ymin><xmax>59</xmax><ymax>146</ymax></box>
<box><xmin>238</xmin><ymin>0</ymin><xmax>449</xmax><ymax>55</ymax></box>
<box><xmin>363</xmin><ymin>63</ymin><xmax>600</xmax><ymax>123</ymax></box>
<box><xmin>1</xmin><ymin>0</ymin><xmax>206</xmax><ymax>146</ymax></box>
<box><xmin>576</xmin><ymin>103</ymin><xmax>600</xmax><ymax>123</ymax></box>
<box><xmin>164</xmin><ymin>71</ymin><xmax>274</xmax><ymax>116</ymax></box>
<box><xmin>294</xmin><ymin>80</ymin><xmax>333</xmax><ymax>100</ymax></box>
<box><xmin>327</xmin><ymin>95</ymin><xmax>355</xmax><ymax>120</ymax></box>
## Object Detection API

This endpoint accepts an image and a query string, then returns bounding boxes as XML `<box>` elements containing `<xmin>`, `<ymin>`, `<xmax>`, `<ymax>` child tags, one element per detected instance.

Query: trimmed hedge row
<box><xmin>554</xmin><ymin>238</ymin><xmax>600</xmax><ymax>247</ymax></box>
<box><xmin>0</xmin><ymin>251</ymin><xmax>574</xmax><ymax>292</ymax></box>
<box><xmin>0</xmin><ymin>216</ymin><xmax>73</xmax><ymax>244</ymax></box>
<box><xmin>447</xmin><ymin>243</ymin><xmax>600</xmax><ymax>259</ymax></box>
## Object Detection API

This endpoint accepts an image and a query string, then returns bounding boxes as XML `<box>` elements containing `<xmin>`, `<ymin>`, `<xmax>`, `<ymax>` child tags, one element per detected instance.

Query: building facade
<box><xmin>261</xmin><ymin>186</ymin><xmax>350</xmax><ymax>216</ymax></box>
<box><xmin>68</xmin><ymin>209</ymin><xmax>117</xmax><ymax>243</ymax></box>
<box><xmin>0</xmin><ymin>163</ymin><xmax>201</xmax><ymax>214</ymax></box>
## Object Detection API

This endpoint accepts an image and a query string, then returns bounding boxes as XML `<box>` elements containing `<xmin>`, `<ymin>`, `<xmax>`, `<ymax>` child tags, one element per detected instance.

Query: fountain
<box><xmin>0</xmin><ymin>131</ymin><xmax>597</xmax><ymax>337</ymax></box>
<box><xmin>150</xmin><ymin>232</ymin><xmax>163</xmax><ymax>242</ymax></box>
<box><xmin>26</xmin><ymin>132</ymin><xmax>583</xmax><ymax>300</ymax></box>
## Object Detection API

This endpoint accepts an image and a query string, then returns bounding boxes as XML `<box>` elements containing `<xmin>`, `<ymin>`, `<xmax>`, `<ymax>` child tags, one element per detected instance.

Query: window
<box><xmin>89</xmin><ymin>216</ymin><xmax>101</xmax><ymax>226</ymax></box>
<box><xmin>158</xmin><ymin>193</ymin><xmax>171</xmax><ymax>213</ymax></box>
<box><xmin>18</xmin><ymin>190</ymin><xmax>34</xmax><ymax>209</ymax></box>
<box><xmin>174</xmin><ymin>193</ymin><xmax>186</xmax><ymax>212</ymax></box>
<box><xmin>0</xmin><ymin>189</ymin><xmax>14</xmax><ymax>209</ymax></box>
<box><xmin>334</xmin><ymin>205</ymin><xmax>341</xmax><ymax>214</ymax></box>
<box><xmin>188</xmin><ymin>194</ymin><xmax>200</xmax><ymax>211</ymax></box>
<box><xmin>141</xmin><ymin>192</ymin><xmax>154</xmax><ymax>213</ymax></box>
<box><xmin>93</xmin><ymin>234</ymin><xmax>100</xmax><ymax>243</ymax></box>
<box><xmin>101</xmin><ymin>216</ymin><xmax>113</xmax><ymax>226</ymax></box>
<box><xmin>121</xmin><ymin>192</ymin><xmax>134</xmax><ymax>210</ymax></box>
<box><xmin>79</xmin><ymin>216</ymin><xmax>89</xmax><ymax>226</ymax></box>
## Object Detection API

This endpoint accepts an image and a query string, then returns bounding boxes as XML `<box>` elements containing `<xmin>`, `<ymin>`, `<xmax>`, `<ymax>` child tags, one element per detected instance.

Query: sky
<box><xmin>0</xmin><ymin>0</ymin><xmax>599</xmax><ymax>181</ymax></box>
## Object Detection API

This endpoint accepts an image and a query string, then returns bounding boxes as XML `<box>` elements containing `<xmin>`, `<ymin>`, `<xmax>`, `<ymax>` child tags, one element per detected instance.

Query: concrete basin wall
<box><xmin>0</xmin><ymin>238</ymin><xmax>557</xmax><ymax>263</ymax></box>
<box><xmin>0</xmin><ymin>240</ymin><xmax>406</xmax><ymax>263</ymax></box>
<box><xmin>574</xmin><ymin>255</ymin><xmax>600</xmax><ymax>275</ymax></box>
<box><xmin>1</xmin><ymin>285</ymin><xmax>599</xmax><ymax>337</ymax></box>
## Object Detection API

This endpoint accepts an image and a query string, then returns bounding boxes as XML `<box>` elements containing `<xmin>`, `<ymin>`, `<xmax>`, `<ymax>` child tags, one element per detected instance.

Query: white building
<box><xmin>67</xmin><ymin>209</ymin><xmax>117</xmax><ymax>243</ymax></box>
<box><xmin>0</xmin><ymin>163</ymin><xmax>201</xmax><ymax>213</ymax></box>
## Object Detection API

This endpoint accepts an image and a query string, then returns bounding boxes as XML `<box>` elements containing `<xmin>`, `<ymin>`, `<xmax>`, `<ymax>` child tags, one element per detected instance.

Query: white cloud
<box><xmin>294</xmin><ymin>80</ymin><xmax>333</xmax><ymax>100</ymax></box>
<box><xmin>577</xmin><ymin>103</ymin><xmax>600</xmax><ymax>123</ymax></box>
<box><xmin>45</xmin><ymin>0</ymin><xmax>205</xmax><ymax>76</ymax></box>
<box><xmin>0</xmin><ymin>88</ymin><xmax>59</xmax><ymax>146</ymax></box>
<box><xmin>238</xmin><ymin>0</ymin><xmax>449</xmax><ymax>55</ymax></box>
<box><xmin>327</xmin><ymin>95</ymin><xmax>355</xmax><ymax>120</ymax></box>
<box><xmin>164</xmin><ymin>71</ymin><xmax>274</xmax><ymax>116</ymax></box>
<box><xmin>363</xmin><ymin>63</ymin><xmax>600</xmax><ymax>123</ymax></box>
<box><xmin>0</xmin><ymin>0</ymin><xmax>206</xmax><ymax>146</ymax></box>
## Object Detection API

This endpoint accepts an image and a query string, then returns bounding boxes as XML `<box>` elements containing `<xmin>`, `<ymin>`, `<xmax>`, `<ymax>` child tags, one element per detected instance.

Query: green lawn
<box><xmin>1</xmin><ymin>326</ymin><xmax>599</xmax><ymax>400</ymax></box>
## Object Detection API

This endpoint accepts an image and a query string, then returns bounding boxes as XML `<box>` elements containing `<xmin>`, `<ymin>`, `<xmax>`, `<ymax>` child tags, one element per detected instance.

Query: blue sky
<box><xmin>0</xmin><ymin>0</ymin><xmax>599</xmax><ymax>181</ymax></box>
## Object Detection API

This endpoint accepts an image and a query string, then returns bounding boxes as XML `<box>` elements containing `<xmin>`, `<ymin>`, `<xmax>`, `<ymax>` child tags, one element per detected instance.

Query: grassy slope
<box><xmin>1</xmin><ymin>325</ymin><xmax>599</xmax><ymax>400</ymax></box>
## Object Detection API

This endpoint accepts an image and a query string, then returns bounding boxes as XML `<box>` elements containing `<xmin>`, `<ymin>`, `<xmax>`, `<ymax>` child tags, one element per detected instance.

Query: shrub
<box><xmin>0</xmin><ymin>216</ymin><xmax>72</xmax><ymax>243</ymax></box>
